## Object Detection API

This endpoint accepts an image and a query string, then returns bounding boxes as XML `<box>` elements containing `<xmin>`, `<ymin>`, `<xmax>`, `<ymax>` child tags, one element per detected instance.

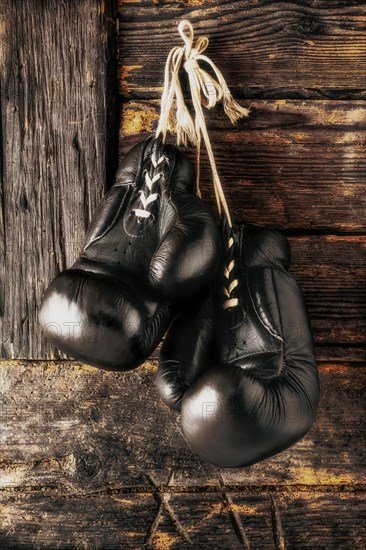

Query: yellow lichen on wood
<box><xmin>121</xmin><ymin>106</ymin><xmax>159</xmax><ymax>136</ymax></box>
<box><xmin>152</xmin><ymin>532</ymin><xmax>180</xmax><ymax>550</ymax></box>
<box><xmin>290</xmin><ymin>466</ymin><xmax>357</xmax><ymax>486</ymax></box>
<box><xmin>292</xmin><ymin>132</ymin><xmax>307</xmax><ymax>140</ymax></box>
<box><xmin>111</xmin><ymin>497</ymin><xmax>135</xmax><ymax>506</ymax></box>
<box><xmin>346</xmin><ymin>108</ymin><xmax>366</xmax><ymax>124</ymax></box>
<box><xmin>141</xmin><ymin>360</ymin><xmax>158</xmax><ymax>373</ymax></box>
<box><xmin>229</xmin><ymin>503</ymin><xmax>258</xmax><ymax>515</ymax></box>
<box><xmin>179</xmin><ymin>0</ymin><xmax>216</xmax><ymax>5</ymax></box>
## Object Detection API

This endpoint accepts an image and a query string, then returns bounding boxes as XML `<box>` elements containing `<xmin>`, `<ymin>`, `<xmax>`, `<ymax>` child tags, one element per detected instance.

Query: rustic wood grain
<box><xmin>0</xmin><ymin>1</ymin><xmax>364</xmax><ymax>547</ymax></box>
<box><xmin>118</xmin><ymin>0</ymin><xmax>366</xmax><ymax>100</ymax></box>
<box><xmin>0</xmin><ymin>0</ymin><xmax>118</xmax><ymax>359</ymax></box>
<box><xmin>0</xmin><ymin>360</ymin><xmax>365</xmax><ymax>548</ymax></box>
<box><xmin>1</xmin><ymin>1</ymin><xmax>364</xmax><ymax>365</ymax></box>
<box><xmin>0</xmin><ymin>489</ymin><xmax>364</xmax><ymax>549</ymax></box>
<box><xmin>120</xmin><ymin>100</ymin><xmax>366</xmax><ymax>232</ymax></box>
<box><xmin>0</xmin><ymin>362</ymin><xmax>364</xmax><ymax>490</ymax></box>
<box><xmin>314</xmin><ymin>345</ymin><xmax>366</xmax><ymax>365</ymax></box>
<box><xmin>118</xmin><ymin>99</ymin><xmax>366</xmax><ymax>356</ymax></box>
<box><xmin>30</xmin><ymin>234</ymin><xmax>364</xmax><ymax>356</ymax></box>
<box><xmin>288</xmin><ymin>235</ymin><xmax>366</xmax><ymax>346</ymax></box>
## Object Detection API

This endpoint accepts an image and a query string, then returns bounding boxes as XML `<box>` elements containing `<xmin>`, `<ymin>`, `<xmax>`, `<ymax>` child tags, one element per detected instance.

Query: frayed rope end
<box><xmin>176</xmin><ymin>105</ymin><xmax>198</xmax><ymax>147</ymax></box>
<box><xmin>223</xmin><ymin>94</ymin><xmax>250</xmax><ymax>124</ymax></box>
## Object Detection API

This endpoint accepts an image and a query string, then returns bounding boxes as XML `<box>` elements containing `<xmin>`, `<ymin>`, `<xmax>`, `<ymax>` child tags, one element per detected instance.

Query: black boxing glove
<box><xmin>39</xmin><ymin>136</ymin><xmax>221</xmax><ymax>371</ymax></box>
<box><xmin>157</xmin><ymin>288</ymin><xmax>215</xmax><ymax>411</ymax></box>
<box><xmin>157</xmin><ymin>224</ymin><xmax>319</xmax><ymax>467</ymax></box>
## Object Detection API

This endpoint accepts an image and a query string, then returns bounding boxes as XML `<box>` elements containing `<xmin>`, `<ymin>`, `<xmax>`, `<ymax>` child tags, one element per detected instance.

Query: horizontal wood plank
<box><xmin>120</xmin><ymin>100</ymin><xmax>366</xmax><ymax>232</ymax></box>
<box><xmin>288</xmin><ymin>235</ymin><xmax>365</xmax><ymax>345</ymax></box>
<box><xmin>0</xmin><ymin>362</ymin><xmax>364</xmax><ymax>491</ymax></box>
<box><xmin>118</xmin><ymin>0</ymin><xmax>366</xmax><ymax>100</ymax></box>
<box><xmin>0</xmin><ymin>489</ymin><xmax>364</xmax><ymax>549</ymax></box>
<box><xmin>1</xmin><ymin>234</ymin><xmax>364</xmax><ymax>358</ymax></box>
<box><xmin>120</xmin><ymin>97</ymin><xmax>366</xmax><ymax>353</ymax></box>
<box><xmin>0</xmin><ymin>0</ymin><xmax>117</xmax><ymax>359</ymax></box>
<box><xmin>314</xmin><ymin>345</ymin><xmax>366</xmax><ymax>365</ymax></box>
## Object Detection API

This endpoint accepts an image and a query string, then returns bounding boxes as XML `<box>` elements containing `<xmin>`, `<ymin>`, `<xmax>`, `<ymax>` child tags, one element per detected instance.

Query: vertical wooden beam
<box><xmin>0</xmin><ymin>1</ymin><xmax>9</xmax><ymax>345</ymax></box>
<box><xmin>0</xmin><ymin>0</ymin><xmax>118</xmax><ymax>358</ymax></box>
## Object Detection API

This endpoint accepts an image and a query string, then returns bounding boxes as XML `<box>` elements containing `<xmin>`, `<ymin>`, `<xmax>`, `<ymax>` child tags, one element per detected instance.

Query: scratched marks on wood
<box><xmin>220</xmin><ymin>476</ymin><xmax>251</xmax><ymax>549</ymax></box>
<box><xmin>0</xmin><ymin>359</ymin><xmax>365</xmax><ymax>547</ymax></box>
<box><xmin>0</xmin><ymin>362</ymin><xmax>364</xmax><ymax>490</ymax></box>
<box><xmin>145</xmin><ymin>472</ymin><xmax>192</xmax><ymax>546</ymax></box>
<box><xmin>0</xmin><ymin>486</ymin><xmax>364</xmax><ymax>548</ymax></box>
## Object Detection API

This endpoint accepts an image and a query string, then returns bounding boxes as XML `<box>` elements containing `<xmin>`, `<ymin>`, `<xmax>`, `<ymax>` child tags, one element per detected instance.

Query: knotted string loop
<box><xmin>156</xmin><ymin>20</ymin><xmax>249</xmax><ymax>228</ymax></box>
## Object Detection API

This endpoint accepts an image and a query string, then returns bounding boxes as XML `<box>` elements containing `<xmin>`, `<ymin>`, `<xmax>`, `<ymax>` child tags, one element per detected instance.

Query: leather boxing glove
<box><xmin>157</xmin><ymin>288</ymin><xmax>214</xmax><ymax>411</ymax></box>
<box><xmin>39</xmin><ymin>135</ymin><xmax>221</xmax><ymax>371</ymax></box>
<box><xmin>157</xmin><ymin>224</ymin><xmax>319</xmax><ymax>467</ymax></box>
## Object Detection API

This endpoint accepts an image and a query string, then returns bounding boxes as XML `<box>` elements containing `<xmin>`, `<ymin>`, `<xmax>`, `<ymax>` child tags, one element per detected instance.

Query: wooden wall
<box><xmin>118</xmin><ymin>1</ymin><xmax>366</xmax><ymax>366</ymax></box>
<box><xmin>0</xmin><ymin>0</ymin><xmax>365</xmax><ymax>548</ymax></box>
<box><xmin>0</xmin><ymin>0</ymin><xmax>118</xmax><ymax>359</ymax></box>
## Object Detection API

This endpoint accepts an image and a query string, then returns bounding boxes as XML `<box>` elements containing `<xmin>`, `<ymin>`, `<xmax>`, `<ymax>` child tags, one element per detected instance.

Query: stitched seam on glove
<box><xmin>148</xmin><ymin>197</ymin><xmax>179</xmax><ymax>275</ymax></box>
<box><xmin>84</xmin><ymin>186</ymin><xmax>131</xmax><ymax>249</ymax></box>
<box><xmin>138</xmin><ymin>301</ymin><xmax>171</xmax><ymax>352</ymax></box>
<box><xmin>247</xmin><ymin>269</ymin><xmax>283</xmax><ymax>343</ymax></box>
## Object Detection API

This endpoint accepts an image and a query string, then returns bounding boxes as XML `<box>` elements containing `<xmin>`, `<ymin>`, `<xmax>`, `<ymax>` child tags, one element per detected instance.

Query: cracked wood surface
<box><xmin>0</xmin><ymin>0</ymin><xmax>118</xmax><ymax>359</ymax></box>
<box><xmin>1</xmin><ymin>488</ymin><xmax>364</xmax><ymax>549</ymax></box>
<box><xmin>0</xmin><ymin>0</ymin><xmax>365</xmax><ymax>548</ymax></box>
<box><xmin>0</xmin><ymin>362</ymin><xmax>364</xmax><ymax>489</ymax></box>
<box><xmin>118</xmin><ymin>0</ymin><xmax>366</xmax><ymax>100</ymax></box>
<box><xmin>0</xmin><ymin>361</ymin><xmax>365</xmax><ymax>548</ymax></box>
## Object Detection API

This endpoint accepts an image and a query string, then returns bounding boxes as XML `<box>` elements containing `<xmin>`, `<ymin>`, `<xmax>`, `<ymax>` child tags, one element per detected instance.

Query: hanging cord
<box><xmin>156</xmin><ymin>20</ymin><xmax>247</xmax><ymax>308</ymax></box>
<box><xmin>156</xmin><ymin>19</ymin><xmax>249</xmax><ymax>228</ymax></box>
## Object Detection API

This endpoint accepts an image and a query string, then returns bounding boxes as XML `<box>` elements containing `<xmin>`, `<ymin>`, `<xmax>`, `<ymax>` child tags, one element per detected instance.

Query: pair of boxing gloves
<box><xmin>40</xmin><ymin>135</ymin><xmax>320</xmax><ymax>467</ymax></box>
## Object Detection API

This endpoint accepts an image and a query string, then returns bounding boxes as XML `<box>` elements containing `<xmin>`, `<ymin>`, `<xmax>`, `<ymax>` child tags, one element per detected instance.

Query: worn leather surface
<box><xmin>39</xmin><ymin>136</ymin><xmax>221</xmax><ymax>371</ymax></box>
<box><xmin>157</xmin><ymin>224</ymin><xmax>320</xmax><ymax>467</ymax></box>
<box><xmin>157</xmin><ymin>287</ymin><xmax>215</xmax><ymax>411</ymax></box>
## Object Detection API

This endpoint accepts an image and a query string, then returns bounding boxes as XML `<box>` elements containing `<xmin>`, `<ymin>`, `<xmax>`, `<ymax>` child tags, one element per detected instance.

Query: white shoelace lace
<box><xmin>223</xmin><ymin>237</ymin><xmax>239</xmax><ymax>309</ymax></box>
<box><xmin>133</xmin><ymin>152</ymin><xmax>166</xmax><ymax>220</ymax></box>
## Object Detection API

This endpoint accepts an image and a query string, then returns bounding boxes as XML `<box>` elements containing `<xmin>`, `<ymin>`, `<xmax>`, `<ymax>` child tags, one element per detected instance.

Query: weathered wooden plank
<box><xmin>314</xmin><ymin>345</ymin><xmax>366</xmax><ymax>365</ymax></box>
<box><xmin>0</xmin><ymin>0</ymin><xmax>118</xmax><ymax>359</ymax></box>
<box><xmin>120</xmin><ymin>100</ymin><xmax>366</xmax><ymax>232</ymax></box>
<box><xmin>0</xmin><ymin>362</ymin><xmax>364</xmax><ymax>490</ymax></box>
<box><xmin>119</xmin><ymin>101</ymin><xmax>366</xmax><ymax>349</ymax></box>
<box><xmin>288</xmin><ymin>235</ymin><xmax>366</xmax><ymax>345</ymax></box>
<box><xmin>0</xmin><ymin>489</ymin><xmax>364</xmax><ymax>549</ymax></box>
<box><xmin>119</xmin><ymin>101</ymin><xmax>366</xmax><ymax>348</ymax></box>
<box><xmin>118</xmin><ymin>0</ymin><xmax>366</xmax><ymax>100</ymax></box>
